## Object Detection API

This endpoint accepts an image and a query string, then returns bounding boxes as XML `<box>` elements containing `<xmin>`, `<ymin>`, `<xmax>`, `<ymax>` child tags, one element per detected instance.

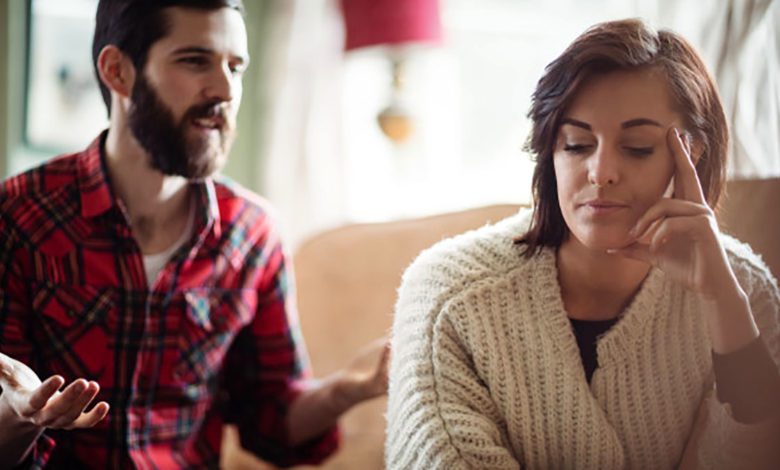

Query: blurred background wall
<box><xmin>1</xmin><ymin>0</ymin><xmax>777</xmax><ymax>247</ymax></box>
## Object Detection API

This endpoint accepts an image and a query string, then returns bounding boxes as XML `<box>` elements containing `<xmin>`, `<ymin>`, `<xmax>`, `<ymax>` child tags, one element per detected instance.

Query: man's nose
<box><xmin>204</xmin><ymin>63</ymin><xmax>236</xmax><ymax>103</ymax></box>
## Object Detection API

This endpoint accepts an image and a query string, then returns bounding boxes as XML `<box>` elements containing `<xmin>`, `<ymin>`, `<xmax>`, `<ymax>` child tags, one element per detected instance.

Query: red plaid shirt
<box><xmin>0</xmin><ymin>133</ymin><xmax>339</xmax><ymax>469</ymax></box>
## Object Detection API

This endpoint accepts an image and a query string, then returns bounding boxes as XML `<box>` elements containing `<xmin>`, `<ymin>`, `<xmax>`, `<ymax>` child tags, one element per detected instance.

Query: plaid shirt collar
<box><xmin>76</xmin><ymin>131</ymin><xmax>223</xmax><ymax>240</ymax></box>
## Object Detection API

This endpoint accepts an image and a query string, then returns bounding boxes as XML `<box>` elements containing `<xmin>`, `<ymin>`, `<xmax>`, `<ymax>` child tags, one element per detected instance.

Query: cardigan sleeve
<box><xmin>710</xmin><ymin>336</ymin><xmax>780</xmax><ymax>422</ymax></box>
<box><xmin>680</xmin><ymin>261</ymin><xmax>780</xmax><ymax>469</ymax></box>
<box><xmin>385</xmin><ymin>254</ymin><xmax>521</xmax><ymax>470</ymax></box>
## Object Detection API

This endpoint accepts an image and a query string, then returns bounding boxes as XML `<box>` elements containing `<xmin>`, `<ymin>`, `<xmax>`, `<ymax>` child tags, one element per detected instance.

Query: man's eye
<box><xmin>625</xmin><ymin>147</ymin><xmax>654</xmax><ymax>157</ymax></box>
<box><xmin>563</xmin><ymin>144</ymin><xmax>591</xmax><ymax>155</ymax></box>
<box><xmin>180</xmin><ymin>57</ymin><xmax>208</xmax><ymax>66</ymax></box>
<box><xmin>229</xmin><ymin>64</ymin><xmax>246</xmax><ymax>75</ymax></box>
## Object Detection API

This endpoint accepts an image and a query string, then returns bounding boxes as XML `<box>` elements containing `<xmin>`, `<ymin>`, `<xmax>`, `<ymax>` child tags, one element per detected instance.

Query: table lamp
<box><xmin>341</xmin><ymin>0</ymin><xmax>442</xmax><ymax>144</ymax></box>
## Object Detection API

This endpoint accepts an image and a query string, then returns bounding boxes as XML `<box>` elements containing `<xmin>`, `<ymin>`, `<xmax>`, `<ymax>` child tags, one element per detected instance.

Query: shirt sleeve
<box><xmin>10</xmin><ymin>434</ymin><xmax>56</xmax><ymax>470</ymax></box>
<box><xmin>221</xmin><ymin>232</ymin><xmax>339</xmax><ymax>467</ymax></box>
<box><xmin>0</xmin><ymin>211</ymin><xmax>58</xmax><ymax>468</ymax></box>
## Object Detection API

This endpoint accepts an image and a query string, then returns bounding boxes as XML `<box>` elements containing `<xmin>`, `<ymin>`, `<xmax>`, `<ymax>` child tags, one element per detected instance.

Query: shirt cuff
<box><xmin>229</xmin><ymin>379</ymin><xmax>342</xmax><ymax>468</ymax></box>
<box><xmin>13</xmin><ymin>433</ymin><xmax>56</xmax><ymax>470</ymax></box>
<box><xmin>712</xmin><ymin>335</ymin><xmax>780</xmax><ymax>424</ymax></box>
<box><xmin>271</xmin><ymin>379</ymin><xmax>341</xmax><ymax>467</ymax></box>
<box><xmin>277</xmin><ymin>424</ymin><xmax>341</xmax><ymax>468</ymax></box>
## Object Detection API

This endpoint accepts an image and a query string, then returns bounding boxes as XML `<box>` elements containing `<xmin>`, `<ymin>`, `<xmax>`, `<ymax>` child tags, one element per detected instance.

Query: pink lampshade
<box><xmin>341</xmin><ymin>0</ymin><xmax>442</xmax><ymax>51</ymax></box>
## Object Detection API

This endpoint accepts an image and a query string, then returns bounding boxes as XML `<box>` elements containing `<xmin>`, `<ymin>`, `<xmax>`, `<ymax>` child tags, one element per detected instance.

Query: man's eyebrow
<box><xmin>560</xmin><ymin>118</ymin><xmax>591</xmax><ymax>131</ymax></box>
<box><xmin>172</xmin><ymin>46</ymin><xmax>249</xmax><ymax>64</ymax></box>
<box><xmin>172</xmin><ymin>46</ymin><xmax>213</xmax><ymax>56</ymax></box>
<box><xmin>622</xmin><ymin>118</ymin><xmax>662</xmax><ymax>129</ymax></box>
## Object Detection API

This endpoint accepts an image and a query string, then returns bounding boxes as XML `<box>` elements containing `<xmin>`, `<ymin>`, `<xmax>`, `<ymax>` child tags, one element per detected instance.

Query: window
<box><xmin>25</xmin><ymin>0</ymin><xmax>104</xmax><ymax>153</ymax></box>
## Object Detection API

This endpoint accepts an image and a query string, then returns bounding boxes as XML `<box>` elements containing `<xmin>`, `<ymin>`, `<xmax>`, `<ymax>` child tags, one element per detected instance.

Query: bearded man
<box><xmin>0</xmin><ymin>1</ymin><xmax>387</xmax><ymax>468</ymax></box>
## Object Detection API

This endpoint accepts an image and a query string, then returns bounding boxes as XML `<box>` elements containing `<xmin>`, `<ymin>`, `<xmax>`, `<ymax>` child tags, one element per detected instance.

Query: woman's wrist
<box><xmin>700</xmin><ymin>283</ymin><xmax>759</xmax><ymax>354</ymax></box>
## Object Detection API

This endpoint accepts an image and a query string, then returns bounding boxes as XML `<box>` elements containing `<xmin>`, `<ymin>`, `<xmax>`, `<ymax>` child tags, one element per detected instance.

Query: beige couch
<box><xmin>717</xmin><ymin>177</ymin><xmax>780</xmax><ymax>280</ymax></box>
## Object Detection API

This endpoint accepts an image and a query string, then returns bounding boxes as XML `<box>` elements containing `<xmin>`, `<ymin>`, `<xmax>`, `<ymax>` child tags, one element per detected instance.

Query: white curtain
<box><xmin>658</xmin><ymin>0</ymin><xmax>780</xmax><ymax>178</ymax></box>
<box><xmin>260</xmin><ymin>0</ymin><xmax>348</xmax><ymax>249</ymax></box>
<box><xmin>702</xmin><ymin>0</ymin><xmax>780</xmax><ymax>178</ymax></box>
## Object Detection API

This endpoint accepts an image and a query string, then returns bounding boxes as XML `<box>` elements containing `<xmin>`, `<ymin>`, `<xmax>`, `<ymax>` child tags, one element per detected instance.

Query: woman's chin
<box><xmin>576</xmin><ymin>232</ymin><xmax>634</xmax><ymax>252</ymax></box>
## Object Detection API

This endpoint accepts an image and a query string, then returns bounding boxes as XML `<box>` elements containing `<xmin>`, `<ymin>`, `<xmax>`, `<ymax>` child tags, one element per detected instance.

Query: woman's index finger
<box><xmin>668</xmin><ymin>127</ymin><xmax>706</xmax><ymax>205</ymax></box>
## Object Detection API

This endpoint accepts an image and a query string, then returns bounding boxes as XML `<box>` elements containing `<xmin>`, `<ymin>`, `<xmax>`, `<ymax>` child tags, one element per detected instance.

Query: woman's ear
<box><xmin>684</xmin><ymin>131</ymin><xmax>705</xmax><ymax>165</ymax></box>
<box><xmin>96</xmin><ymin>45</ymin><xmax>135</xmax><ymax>99</ymax></box>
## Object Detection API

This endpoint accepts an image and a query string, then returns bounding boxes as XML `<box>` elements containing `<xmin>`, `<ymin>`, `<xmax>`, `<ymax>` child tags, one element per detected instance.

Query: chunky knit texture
<box><xmin>386</xmin><ymin>209</ymin><xmax>780</xmax><ymax>469</ymax></box>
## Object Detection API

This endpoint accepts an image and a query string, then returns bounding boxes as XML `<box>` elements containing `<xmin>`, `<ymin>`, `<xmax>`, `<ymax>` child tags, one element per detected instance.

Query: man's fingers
<box><xmin>69</xmin><ymin>401</ymin><xmax>110</xmax><ymax>429</ymax></box>
<box><xmin>375</xmin><ymin>341</ymin><xmax>391</xmax><ymax>383</ymax></box>
<box><xmin>33</xmin><ymin>379</ymin><xmax>88</xmax><ymax>426</ymax></box>
<box><xmin>26</xmin><ymin>375</ymin><xmax>65</xmax><ymax>413</ymax></box>
<box><xmin>33</xmin><ymin>380</ymin><xmax>106</xmax><ymax>429</ymax></box>
<box><xmin>668</xmin><ymin>127</ymin><xmax>706</xmax><ymax>205</ymax></box>
<box><xmin>51</xmin><ymin>381</ymin><xmax>100</xmax><ymax>427</ymax></box>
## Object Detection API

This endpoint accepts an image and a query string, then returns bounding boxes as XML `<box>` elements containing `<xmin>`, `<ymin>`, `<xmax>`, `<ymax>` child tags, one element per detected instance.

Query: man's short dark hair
<box><xmin>92</xmin><ymin>0</ymin><xmax>245</xmax><ymax>115</ymax></box>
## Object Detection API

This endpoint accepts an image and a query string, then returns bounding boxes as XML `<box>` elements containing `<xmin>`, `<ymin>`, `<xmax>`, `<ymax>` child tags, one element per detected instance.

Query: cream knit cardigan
<box><xmin>386</xmin><ymin>209</ymin><xmax>780</xmax><ymax>470</ymax></box>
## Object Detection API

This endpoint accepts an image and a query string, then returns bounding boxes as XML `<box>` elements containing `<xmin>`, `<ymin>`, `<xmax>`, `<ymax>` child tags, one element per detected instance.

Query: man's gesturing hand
<box><xmin>0</xmin><ymin>352</ymin><xmax>109</xmax><ymax>430</ymax></box>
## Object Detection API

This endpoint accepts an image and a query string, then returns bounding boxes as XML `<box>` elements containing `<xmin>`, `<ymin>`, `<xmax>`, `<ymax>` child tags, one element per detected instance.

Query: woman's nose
<box><xmin>587</xmin><ymin>147</ymin><xmax>620</xmax><ymax>187</ymax></box>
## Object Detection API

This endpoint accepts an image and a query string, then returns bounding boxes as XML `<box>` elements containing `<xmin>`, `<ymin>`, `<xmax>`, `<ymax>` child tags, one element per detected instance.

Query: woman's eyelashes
<box><xmin>624</xmin><ymin>146</ymin><xmax>655</xmax><ymax>157</ymax></box>
<box><xmin>563</xmin><ymin>143</ymin><xmax>592</xmax><ymax>155</ymax></box>
<box><xmin>562</xmin><ymin>142</ymin><xmax>655</xmax><ymax>157</ymax></box>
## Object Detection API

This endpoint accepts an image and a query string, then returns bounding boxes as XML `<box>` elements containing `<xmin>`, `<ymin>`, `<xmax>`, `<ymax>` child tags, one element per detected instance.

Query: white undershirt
<box><xmin>142</xmin><ymin>199</ymin><xmax>195</xmax><ymax>286</ymax></box>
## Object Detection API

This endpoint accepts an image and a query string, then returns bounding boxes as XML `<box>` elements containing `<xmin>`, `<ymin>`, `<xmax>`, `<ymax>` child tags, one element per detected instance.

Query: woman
<box><xmin>386</xmin><ymin>19</ymin><xmax>780</xmax><ymax>469</ymax></box>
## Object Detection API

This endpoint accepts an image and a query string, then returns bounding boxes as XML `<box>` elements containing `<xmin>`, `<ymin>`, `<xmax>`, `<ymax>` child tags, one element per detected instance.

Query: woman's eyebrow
<box><xmin>560</xmin><ymin>118</ymin><xmax>591</xmax><ymax>130</ymax></box>
<box><xmin>622</xmin><ymin>118</ymin><xmax>662</xmax><ymax>129</ymax></box>
<box><xmin>560</xmin><ymin>117</ymin><xmax>664</xmax><ymax>131</ymax></box>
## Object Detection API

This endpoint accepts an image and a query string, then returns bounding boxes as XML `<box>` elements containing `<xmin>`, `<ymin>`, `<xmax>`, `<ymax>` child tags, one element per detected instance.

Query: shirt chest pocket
<box><xmin>32</xmin><ymin>282</ymin><xmax>114</xmax><ymax>381</ymax></box>
<box><xmin>174</xmin><ymin>288</ymin><xmax>257</xmax><ymax>386</ymax></box>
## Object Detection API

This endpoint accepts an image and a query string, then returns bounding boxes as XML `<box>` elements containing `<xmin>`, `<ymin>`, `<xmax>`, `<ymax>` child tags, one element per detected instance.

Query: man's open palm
<box><xmin>0</xmin><ymin>352</ymin><xmax>109</xmax><ymax>429</ymax></box>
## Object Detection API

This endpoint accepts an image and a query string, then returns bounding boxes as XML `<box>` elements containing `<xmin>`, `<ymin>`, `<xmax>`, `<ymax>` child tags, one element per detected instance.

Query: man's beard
<box><xmin>127</xmin><ymin>74</ymin><xmax>235</xmax><ymax>179</ymax></box>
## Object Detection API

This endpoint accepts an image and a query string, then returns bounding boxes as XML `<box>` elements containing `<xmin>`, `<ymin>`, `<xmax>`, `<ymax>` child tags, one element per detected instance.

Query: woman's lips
<box><xmin>580</xmin><ymin>199</ymin><xmax>629</xmax><ymax>215</ymax></box>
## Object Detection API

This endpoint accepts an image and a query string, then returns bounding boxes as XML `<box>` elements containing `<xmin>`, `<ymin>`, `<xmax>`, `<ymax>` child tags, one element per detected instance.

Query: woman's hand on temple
<box><xmin>610</xmin><ymin>128</ymin><xmax>738</xmax><ymax>301</ymax></box>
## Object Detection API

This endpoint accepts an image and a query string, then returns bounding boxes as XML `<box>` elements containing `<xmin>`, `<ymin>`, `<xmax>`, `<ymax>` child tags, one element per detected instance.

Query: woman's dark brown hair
<box><xmin>517</xmin><ymin>18</ymin><xmax>728</xmax><ymax>257</ymax></box>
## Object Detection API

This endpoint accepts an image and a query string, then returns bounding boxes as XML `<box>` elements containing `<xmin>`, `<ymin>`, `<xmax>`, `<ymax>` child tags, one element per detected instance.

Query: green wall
<box><xmin>0</xmin><ymin>0</ymin><xmax>271</xmax><ymax>192</ymax></box>
<box><xmin>225</xmin><ymin>0</ymin><xmax>270</xmax><ymax>191</ymax></box>
<box><xmin>0</xmin><ymin>0</ymin><xmax>7</xmax><ymax>175</ymax></box>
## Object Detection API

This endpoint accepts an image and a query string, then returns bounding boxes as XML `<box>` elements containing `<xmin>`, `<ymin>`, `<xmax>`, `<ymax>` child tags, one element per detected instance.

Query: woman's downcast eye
<box><xmin>625</xmin><ymin>147</ymin><xmax>654</xmax><ymax>157</ymax></box>
<box><xmin>563</xmin><ymin>143</ymin><xmax>591</xmax><ymax>154</ymax></box>
<box><xmin>561</xmin><ymin>144</ymin><xmax>655</xmax><ymax>157</ymax></box>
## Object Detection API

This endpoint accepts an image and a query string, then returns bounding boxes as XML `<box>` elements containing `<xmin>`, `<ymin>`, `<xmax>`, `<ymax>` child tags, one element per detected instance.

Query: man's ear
<box><xmin>96</xmin><ymin>45</ymin><xmax>135</xmax><ymax>98</ymax></box>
